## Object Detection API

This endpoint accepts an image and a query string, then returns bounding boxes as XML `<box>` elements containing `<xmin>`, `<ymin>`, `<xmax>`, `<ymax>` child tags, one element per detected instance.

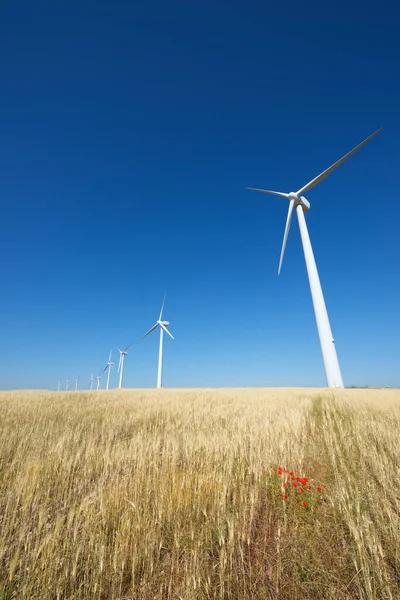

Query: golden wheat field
<box><xmin>0</xmin><ymin>388</ymin><xmax>399</xmax><ymax>600</ymax></box>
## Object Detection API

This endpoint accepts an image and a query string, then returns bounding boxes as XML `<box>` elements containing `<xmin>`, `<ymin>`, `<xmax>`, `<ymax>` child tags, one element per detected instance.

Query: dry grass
<box><xmin>0</xmin><ymin>388</ymin><xmax>399</xmax><ymax>599</ymax></box>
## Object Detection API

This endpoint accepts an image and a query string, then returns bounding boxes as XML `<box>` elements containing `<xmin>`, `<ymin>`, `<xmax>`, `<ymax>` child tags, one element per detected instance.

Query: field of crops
<box><xmin>0</xmin><ymin>388</ymin><xmax>399</xmax><ymax>599</ymax></box>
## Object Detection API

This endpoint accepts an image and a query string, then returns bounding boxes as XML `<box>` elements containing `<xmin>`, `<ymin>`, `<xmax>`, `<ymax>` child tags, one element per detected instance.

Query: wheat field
<box><xmin>0</xmin><ymin>388</ymin><xmax>399</xmax><ymax>599</ymax></box>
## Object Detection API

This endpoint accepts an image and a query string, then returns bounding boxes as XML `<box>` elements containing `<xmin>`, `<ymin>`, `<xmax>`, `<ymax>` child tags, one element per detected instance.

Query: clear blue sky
<box><xmin>1</xmin><ymin>0</ymin><xmax>399</xmax><ymax>389</ymax></box>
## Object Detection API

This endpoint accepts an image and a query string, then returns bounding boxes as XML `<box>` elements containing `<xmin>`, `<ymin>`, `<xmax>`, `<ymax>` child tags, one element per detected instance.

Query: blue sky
<box><xmin>1</xmin><ymin>0</ymin><xmax>399</xmax><ymax>389</ymax></box>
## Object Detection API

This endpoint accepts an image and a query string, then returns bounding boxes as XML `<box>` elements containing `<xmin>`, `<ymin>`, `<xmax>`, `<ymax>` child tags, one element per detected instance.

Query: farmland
<box><xmin>0</xmin><ymin>388</ymin><xmax>399</xmax><ymax>599</ymax></box>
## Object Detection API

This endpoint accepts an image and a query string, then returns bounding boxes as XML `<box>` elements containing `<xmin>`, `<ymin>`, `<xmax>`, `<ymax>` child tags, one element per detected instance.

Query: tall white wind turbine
<box><xmin>89</xmin><ymin>372</ymin><xmax>95</xmax><ymax>391</ymax></box>
<box><xmin>57</xmin><ymin>379</ymin><xmax>61</xmax><ymax>392</ymax></box>
<box><xmin>75</xmin><ymin>375</ymin><xmax>80</xmax><ymax>391</ymax></box>
<box><xmin>102</xmin><ymin>350</ymin><xmax>114</xmax><ymax>390</ymax></box>
<box><xmin>117</xmin><ymin>343</ymin><xmax>132</xmax><ymax>389</ymax></box>
<box><xmin>247</xmin><ymin>128</ymin><xmax>382</xmax><ymax>388</ymax></box>
<box><xmin>141</xmin><ymin>293</ymin><xmax>174</xmax><ymax>389</ymax></box>
<box><xmin>65</xmin><ymin>379</ymin><xmax>69</xmax><ymax>392</ymax></box>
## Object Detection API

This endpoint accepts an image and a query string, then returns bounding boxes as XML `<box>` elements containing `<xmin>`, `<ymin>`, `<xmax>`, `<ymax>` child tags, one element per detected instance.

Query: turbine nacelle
<box><xmin>288</xmin><ymin>193</ymin><xmax>310</xmax><ymax>212</ymax></box>
<box><xmin>159</xmin><ymin>320</ymin><xmax>170</xmax><ymax>326</ymax></box>
<box><xmin>117</xmin><ymin>343</ymin><xmax>131</xmax><ymax>356</ymax></box>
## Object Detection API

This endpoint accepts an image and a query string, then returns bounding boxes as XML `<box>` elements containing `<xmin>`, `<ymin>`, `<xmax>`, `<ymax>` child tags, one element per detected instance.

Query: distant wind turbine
<box><xmin>247</xmin><ymin>128</ymin><xmax>382</xmax><ymax>388</ymax></box>
<box><xmin>141</xmin><ymin>292</ymin><xmax>174</xmax><ymax>388</ymax></box>
<box><xmin>89</xmin><ymin>372</ymin><xmax>95</xmax><ymax>391</ymax></box>
<box><xmin>117</xmin><ymin>344</ymin><xmax>132</xmax><ymax>389</ymax></box>
<box><xmin>75</xmin><ymin>375</ymin><xmax>80</xmax><ymax>391</ymax></box>
<box><xmin>65</xmin><ymin>379</ymin><xmax>69</xmax><ymax>392</ymax></box>
<box><xmin>57</xmin><ymin>379</ymin><xmax>61</xmax><ymax>392</ymax></box>
<box><xmin>102</xmin><ymin>350</ymin><xmax>114</xmax><ymax>390</ymax></box>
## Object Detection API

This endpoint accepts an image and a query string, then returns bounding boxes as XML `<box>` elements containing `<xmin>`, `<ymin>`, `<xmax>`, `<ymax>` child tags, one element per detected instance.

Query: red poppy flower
<box><xmin>289</xmin><ymin>471</ymin><xmax>294</xmax><ymax>476</ymax></box>
<box><xmin>292</xmin><ymin>483</ymin><xmax>298</xmax><ymax>488</ymax></box>
<box><xmin>317</xmin><ymin>486</ymin><xmax>322</xmax><ymax>492</ymax></box>
<box><xmin>298</xmin><ymin>489</ymin><xmax>303</xmax><ymax>495</ymax></box>
<box><xmin>283</xmin><ymin>483</ymin><xmax>287</xmax><ymax>488</ymax></box>
<box><xmin>303</xmin><ymin>501</ymin><xmax>308</xmax><ymax>507</ymax></box>
<box><xmin>263</xmin><ymin>471</ymin><xmax>267</xmax><ymax>476</ymax></box>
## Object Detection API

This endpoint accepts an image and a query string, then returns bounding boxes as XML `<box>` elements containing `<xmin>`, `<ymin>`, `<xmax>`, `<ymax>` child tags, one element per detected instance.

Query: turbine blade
<box><xmin>108</xmin><ymin>349</ymin><xmax>112</xmax><ymax>362</ymax></box>
<box><xmin>297</xmin><ymin>128</ymin><xmax>382</xmax><ymax>195</ymax></box>
<box><xmin>159</xmin><ymin>292</ymin><xmax>166</xmax><ymax>321</ymax></box>
<box><xmin>122</xmin><ymin>342</ymin><xmax>133</xmax><ymax>353</ymax></box>
<box><xmin>141</xmin><ymin>323</ymin><xmax>158</xmax><ymax>340</ymax></box>
<box><xmin>102</xmin><ymin>364</ymin><xmax>109</xmax><ymax>374</ymax></box>
<box><xmin>160</xmin><ymin>323</ymin><xmax>174</xmax><ymax>339</ymax></box>
<box><xmin>246</xmin><ymin>188</ymin><xmax>289</xmax><ymax>198</ymax></box>
<box><xmin>278</xmin><ymin>199</ymin><xmax>295</xmax><ymax>275</ymax></box>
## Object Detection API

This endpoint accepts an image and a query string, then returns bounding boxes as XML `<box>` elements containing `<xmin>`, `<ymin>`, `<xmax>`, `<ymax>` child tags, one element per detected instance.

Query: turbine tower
<box><xmin>117</xmin><ymin>343</ymin><xmax>132</xmax><ymax>389</ymax></box>
<box><xmin>95</xmin><ymin>371</ymin><xmax>102</xmax><ymax>390</ymax></box>
<box><xmin>65</xmin><ymin>379</ymin><xmax>69</xmax><ymax>392</ymax></box>
<box><xmin>89</xmin><ymin>372</ymin><xmax>95</xmax><ymax>391</ymax></box>
<box><xmin>141</xmin><ymin>293</ymin><xmax>174</xmax><ymax>388</ymax></box>
<box><xmin>102</xmin><ymin>350</ymin><xmax>114</xmax><ymax>390</ymax></box>
<box><xmin>57</xmin><ymin>379</ymin><xmax>61</xmax><ymax>392</ymax></box>
<box><xmin>75</xmin><ymin>375</ymin><xmax>80</xmax><ymax>391</ymax></box>
<box><xmin>247</xmin><ymin>128</ymin><xmax>382</xmax><ymax>388</ymax></box>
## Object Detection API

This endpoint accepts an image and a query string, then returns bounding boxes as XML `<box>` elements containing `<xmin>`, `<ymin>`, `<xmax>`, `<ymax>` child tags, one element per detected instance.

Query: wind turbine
<box><xmin>75</xmin><ymin>375</ymin><xmax>80</xmax><ymax>391</ymax></box>
<box><xmin>117</xmin><ymin>344</ymin><xmax>132</xmax><ymax>389</ymax></box>
<box><xmin>141</xmin><ymin>293</ymin><xmax>174</xmax><ymax>389</ymax></box>
<box><xmin>102</xmin><ymin>350</ymin><xmax>114</xmax><ymax>390</ymax></box>
<box><xmin>89</xmin><ymin>372</ymin><xmax>95</xmax><ymax>391</ymax></box>
<box><xmin>247</xmin><ymin>128</ymin><xmax>382</xmax><ymax>388</ymax></box>
<box><xmin>65</xmin><ymin>379</ymin><xmax>69</xmax><ymax>392</ymax></box>
<box><xmin>57</xmin><ymin>379</ymin><xmax>61</xmax><ymax>392</ymax></box>
<box><xmin>95</xmin><ymin>371</ymin><xmax>102</xmax><ymax>390</ymax></box>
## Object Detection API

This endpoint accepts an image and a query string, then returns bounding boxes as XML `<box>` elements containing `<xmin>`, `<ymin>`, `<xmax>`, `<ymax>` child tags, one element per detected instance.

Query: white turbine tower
<box><xmin>102</xmin><ymin>350</ymin><xmax>114</xmax><ymax>390</ymax></box>
<box><xmin>57</xmin><ymin>379</ymin><xmax>61</xmax><ymax>392</ymax></box>
<box><xmin>95</xmin><ymin>371</ymin><xmax>102</xmax><ymax>390</ymax></box>
<box><xmin>75</xmin><ymin>375</ymin><xmax>80</xmax><ymax>391</ymax></box>
<box><xmin>89</xmin><ymin>372</ymin><xmax>95</xmax><ymax>391</ymax></box>
<box><xmin>65</xmin><ymin>379</ymin><xmax>69</xmax><ymax>392</ymax></box>
<box><xmin>141</xmin><ymin>293</ymin><xmax>174</xmax><ymax>389</ymax></box>
<box><xmin>247</xmin><ymin>128</ymin><xmax>382</xmax><ymax>388</ymax></box>
<box><xmin>117</xmin><ymin>343</ymin><xmax>132</xmax><ymax>389</ymax></box>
